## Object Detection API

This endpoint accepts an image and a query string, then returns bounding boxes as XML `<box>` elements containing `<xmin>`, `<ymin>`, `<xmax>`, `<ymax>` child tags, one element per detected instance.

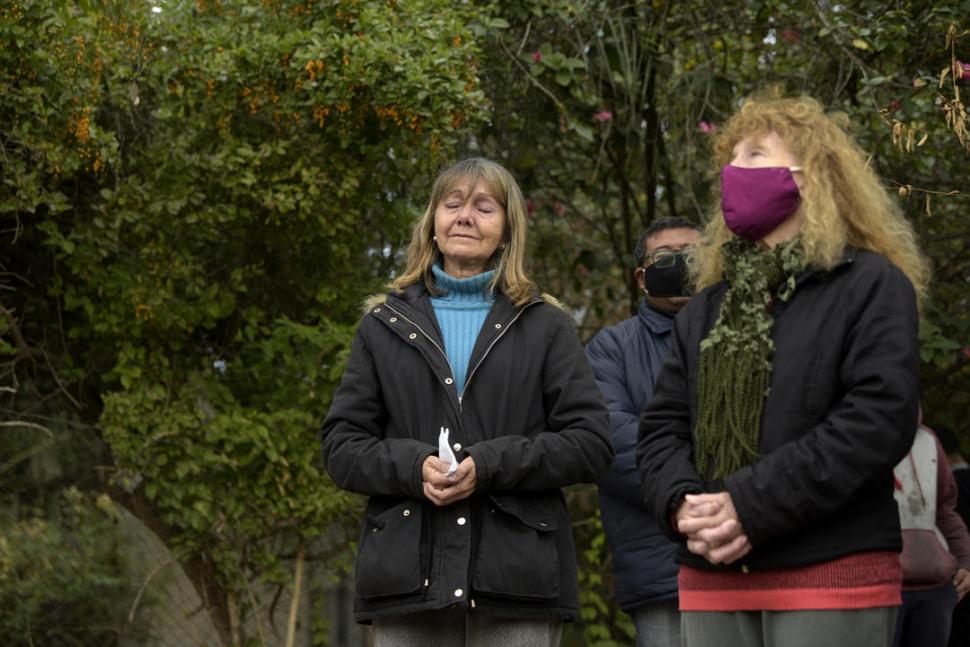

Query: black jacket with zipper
<box><xmin>636</xmin><ymin>248</ymin><xmax>920</xmax><ymax>572</ymax></box>
<box><xmin>321</xmin><ymin>282</ymin><xmax>613</xmax><ymax>622</ymax></box>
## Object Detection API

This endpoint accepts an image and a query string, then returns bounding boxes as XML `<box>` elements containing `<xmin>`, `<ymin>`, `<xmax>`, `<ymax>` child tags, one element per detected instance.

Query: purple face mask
<box><xmin>720</xmin><ymin>165</ymin><xmax>802</xmax><ymax>242</ymax></box>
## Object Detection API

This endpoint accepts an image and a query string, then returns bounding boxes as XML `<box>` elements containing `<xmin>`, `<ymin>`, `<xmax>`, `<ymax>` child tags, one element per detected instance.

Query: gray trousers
<box><xmin>681</xmin><ymin>607</ymin><xmax>898</xmax><ymax>647</ymax></box>
<box><xmin>371</xmin><ymin>606</ymin><xmax>563</xmax><ymax>647</ymax></box>
<box><xmin>633</xmin><ymin>599</ymin><xmax>681</xmax><ymax>647</ymax></box>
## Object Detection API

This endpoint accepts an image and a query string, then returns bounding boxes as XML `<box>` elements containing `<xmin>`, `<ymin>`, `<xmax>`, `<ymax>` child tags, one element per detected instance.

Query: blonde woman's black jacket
<box><xmin>321</xmin><ymin>282</ymin><xmax>613</xmax><ymax>622</ymax></box>
<box><xmin>636</xmin><ymin>249</ymin><xmax>920</xmax><ymax>572</ymax></box>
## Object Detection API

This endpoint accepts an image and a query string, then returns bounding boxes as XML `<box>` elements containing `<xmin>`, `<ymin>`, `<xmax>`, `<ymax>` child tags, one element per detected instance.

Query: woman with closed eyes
<box><xmin>322</xmin><ymin>157</ymin><xmax>613</xmax><ymax>646</ymax></box>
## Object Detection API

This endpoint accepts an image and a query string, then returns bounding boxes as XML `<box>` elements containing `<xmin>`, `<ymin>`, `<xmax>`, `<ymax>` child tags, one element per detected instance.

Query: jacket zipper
<box><xmin>458</xmin><ymin>299</ymin><xmax>541</xmax><ymax>411</ymax></box>
<box><xmin>387</xmin><ymin>297</ymin><xmax>541</xmax><ymax>605</ymax></box>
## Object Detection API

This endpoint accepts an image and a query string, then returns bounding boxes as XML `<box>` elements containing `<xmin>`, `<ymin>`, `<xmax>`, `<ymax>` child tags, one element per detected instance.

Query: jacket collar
<box><xmin>383</xmin><ymin>281</ymin><xmax>541</xmax><ymax>381</ymax></box>
<box><xmin>386</xmin><ymin>282</ymin><xmax>445</xmax><ymax>341</ymax></box>
<box><xmin>390</xmin><ymin>279</ymin><xmax>538</xmax><ymax>322</ymax></box>
<box><xmin>638</xmin><ymin>299</ymin><xmax>674</xmax><ymax>335</ymax></box>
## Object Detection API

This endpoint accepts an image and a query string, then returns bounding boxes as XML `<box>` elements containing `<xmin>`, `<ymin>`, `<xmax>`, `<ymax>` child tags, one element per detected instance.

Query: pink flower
<box><xmin>698</xmin><ymin>121</ymin><xmax>717</xmax><ymax>134</ymax></box>
<box><xmin>781</xmin><ymin>29</ymin><xmax>799</xmax><ymax>44</ymax></box>
<box><xmin>532</xmin><ymin>51</ymin><xmax>542</xmax><ymax>64</ymax></box>
<box><xmin>553</xmin><ymin>201</ymin><xmax>567</xmax><ymax>217</ymax></box>
<box><xmin>526</xmin><ymin>200</ymin><xmax>535</xmax><ymax>216</ymax></box>
<box><xmin>889</xmin><ymin>99</ymin><xmax>902</xmax><ymax>111</ymax></box>
<box><xmin>963</xmin><ymin>347</ymin><xmax>970</xmax><ymax>361</ymax></box>
<box><xmin>593</xmin><ymin>111</ymin><xmax>613</xmax><ymax>122</ymax></box>
<box><xmin>955</xmin><ymin>61</ymin><xmax>970</xmax><ymax>81</ymax></box>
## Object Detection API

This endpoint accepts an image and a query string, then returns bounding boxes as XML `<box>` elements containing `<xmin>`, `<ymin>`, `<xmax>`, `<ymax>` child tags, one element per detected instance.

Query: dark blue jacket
<box><xmin>586</xmin><ymin>301</ymin><xmax>679</xmax><ymax>612</ymax></box>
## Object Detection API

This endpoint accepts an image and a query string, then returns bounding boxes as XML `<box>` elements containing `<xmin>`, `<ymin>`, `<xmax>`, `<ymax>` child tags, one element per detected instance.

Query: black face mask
<box><xmin>642</xmin><ymin>252</ymin><xmax>691</xmax><ymax>298</ymax></box>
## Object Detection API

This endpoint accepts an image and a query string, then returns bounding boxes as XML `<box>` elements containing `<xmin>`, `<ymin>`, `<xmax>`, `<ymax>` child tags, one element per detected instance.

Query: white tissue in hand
<box><xmin>438</xmin><ymin>426</ymin><xmax>458</xmax><ymax>475</ymax></box>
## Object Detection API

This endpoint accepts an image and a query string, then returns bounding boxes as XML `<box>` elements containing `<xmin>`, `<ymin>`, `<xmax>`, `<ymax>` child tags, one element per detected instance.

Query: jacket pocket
<box><xmin>355</xmin><ymin>499</ymin><xmax>424</xmax><ymax>600</ymax></box>
<box><xmin>900</xmin><ymin>528</ymin><xmax>957</xmax><ymax>586</ymax></box>
<box><xmin>472</xmin><ymin>493</ymin><xmax>560</xmax><ymax>600</ymax></box>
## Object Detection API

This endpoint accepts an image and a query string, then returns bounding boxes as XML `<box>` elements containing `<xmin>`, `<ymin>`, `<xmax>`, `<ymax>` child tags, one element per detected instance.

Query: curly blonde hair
<box><xmin>692</xmin><ymin>94</ymin><xmax>930</xmax><ymax>301</ymax></box>
<box><xmin>389</xmin><ymin>157</ymin><xmax>537</xmax><ymax>306</ymax></box>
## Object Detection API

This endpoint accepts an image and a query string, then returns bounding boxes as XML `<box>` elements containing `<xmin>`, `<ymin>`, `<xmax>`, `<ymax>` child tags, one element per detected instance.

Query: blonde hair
<box><xmin>389</xmin><ymin>157</ymin><xmax>537</xmax><ymax>306</ymax></box>
<box><xmin>693</xmin><ymin>94</ymin><xmax>930</xmax><ymax>301</ymax></box>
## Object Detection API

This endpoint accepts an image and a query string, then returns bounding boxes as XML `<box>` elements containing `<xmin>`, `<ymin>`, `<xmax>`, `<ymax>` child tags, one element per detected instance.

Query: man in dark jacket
<box><xmin>586</xmin><ymin>218</ymin><xmax>700</xmax><ymax>647</ymax></box>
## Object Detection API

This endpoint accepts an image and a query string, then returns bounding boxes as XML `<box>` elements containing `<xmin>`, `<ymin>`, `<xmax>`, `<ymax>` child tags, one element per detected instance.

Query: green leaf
<box><xmin>573</xmin><ymin>122</ymin><xmax>594</xmax><ymax>142</ymax></box>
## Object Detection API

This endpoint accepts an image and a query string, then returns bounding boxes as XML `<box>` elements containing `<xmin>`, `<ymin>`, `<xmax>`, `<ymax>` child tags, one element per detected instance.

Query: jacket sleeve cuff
<box><xmin>465</xmin><ymin>445</ymin><xmax>490</xmax><ymax>493</ymax></box>
<box><xmin>412</xmin><ymin>447</ymin><xmax>438</xmax><ymax>498</ymax></box>
<box><xmin>724</xmin><ymin>468</ymin><xmax>761</xmax><ymax>546</ymax></box>
<box><xmin>665</xmin><ymin>486</ymin><xmax>702</xmax><ymax>540</ymax></box>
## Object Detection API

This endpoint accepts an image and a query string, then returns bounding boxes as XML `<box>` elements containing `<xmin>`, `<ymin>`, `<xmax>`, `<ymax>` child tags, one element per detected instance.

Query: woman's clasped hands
<box><xmin>422</xmin><ymin>455</ymin><xmax>477</xmax><ymax>507</ymax></box>
<box><xmin>676</xmin><ymin>492</ymin><xmax>752</xmax><ymax>565</ymax></box>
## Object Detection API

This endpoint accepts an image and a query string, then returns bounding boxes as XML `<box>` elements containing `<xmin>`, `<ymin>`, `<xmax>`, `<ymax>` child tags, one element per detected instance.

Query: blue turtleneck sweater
<box><xmin>430</xmin><ymin>262</ymin><xmax>496</xmax><ymax>394</ymax></box>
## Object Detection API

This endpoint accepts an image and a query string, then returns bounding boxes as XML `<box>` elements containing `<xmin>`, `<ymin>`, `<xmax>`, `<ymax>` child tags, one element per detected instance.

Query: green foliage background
<box><xmin>2</xmin><ymin>0</ymin><xmax>969</xmax><ymax>645</ymax></box>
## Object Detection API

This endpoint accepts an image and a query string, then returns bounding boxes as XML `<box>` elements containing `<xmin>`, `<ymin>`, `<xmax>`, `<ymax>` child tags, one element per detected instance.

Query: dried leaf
<box><xmin>917</xmin><ymin>132</ymin><xmax>929</xmax><ymax>147</ymax></box>
<box><xmin>892</xmin><ymin>121</ymin><xmax>904</xmax><ymax>147</ymax></box>
<box><xmin>925</xmin><ymin>193</ymin><xmax>932</xmax><ymax>217</ymax></box>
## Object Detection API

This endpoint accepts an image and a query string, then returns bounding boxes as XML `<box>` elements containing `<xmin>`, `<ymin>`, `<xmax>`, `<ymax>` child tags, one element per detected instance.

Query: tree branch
<box><xmin>498</xmin><ymin>36</ymin><xmax>566</xmax><ymax>114</ymax></box>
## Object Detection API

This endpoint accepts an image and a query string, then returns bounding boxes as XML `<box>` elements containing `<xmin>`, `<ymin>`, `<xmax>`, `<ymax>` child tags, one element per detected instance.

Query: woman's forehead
<box><xmin>439</xmin><ymin>174</ymin><xmax>500</xmax><ymax>200</ymax></box>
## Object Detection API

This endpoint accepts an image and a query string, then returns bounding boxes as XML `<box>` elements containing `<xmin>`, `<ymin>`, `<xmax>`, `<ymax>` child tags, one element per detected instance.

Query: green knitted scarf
<box><xmin>694</xmin><ymin>237</ymin><xmax>806</xmax><ymax>480</ymax></box>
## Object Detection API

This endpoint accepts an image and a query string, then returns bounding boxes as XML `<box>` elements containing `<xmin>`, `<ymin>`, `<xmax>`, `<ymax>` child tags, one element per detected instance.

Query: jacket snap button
<box><xmin>454</xmin><ymin>588</ymin><xmax>463</xmax><ymax>598</ymax></box>
<box><xmin>389</xmin><ymin>317</ymin><xmax>397</xmax><ymax>323</ymax></box>
<box><xmin>373</xmin><ymin>307</ymin><xmax>381</xmax><ymax>313</ymax></box>
<box><xmin>409</xmin><ymin>333</ymin><xmax>417</xmax><ymax>340</ymax></box>
<box><xmin>403</xmin><ymin>509</ymin><xmax>410</xmax><ymax>517</ymax></box>
<box><xmin>452</xmin><ymin>442</ymin><xmax>462</xmax><ymax>452</ymax></box>
<box><xmin>444</xmin><ymin>377</ymin><xmax>453</xmax><ymax>385</ymax></box>
<box><xmin>539</xmin><ymin>521</ymin><xmax>547</xmax><ymax>527</ymax></box>
<box><xmin>494</xmin><ymin>323</ymin><xmax>502</xmax><ymax>329</ymax></box>
<box><xmin>457</xmin><ymin>517</ymin><xmax>466</xmax><ymax>526</ymax></box>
